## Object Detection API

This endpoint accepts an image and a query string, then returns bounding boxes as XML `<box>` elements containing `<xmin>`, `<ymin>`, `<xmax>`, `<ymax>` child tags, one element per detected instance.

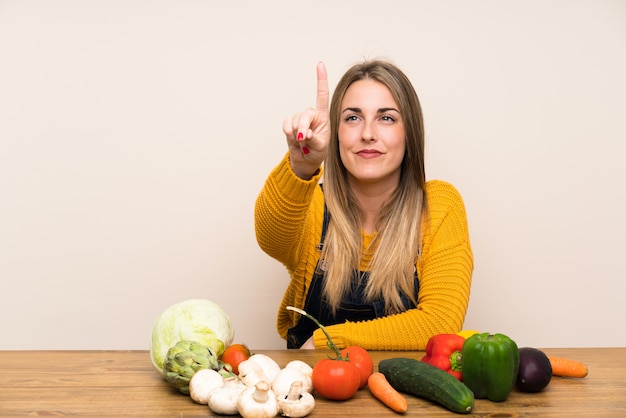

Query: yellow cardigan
<box><xmin>254</xmin><ymin>153</ymin><xmax>473</xmax><ymax>350</ymax></box>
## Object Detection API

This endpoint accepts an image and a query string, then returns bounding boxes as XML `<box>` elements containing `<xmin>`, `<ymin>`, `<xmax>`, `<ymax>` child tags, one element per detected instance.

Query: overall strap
<box><xmin>316</xmin><ymin>183</ymin><xmax>330</xmax><ymax>252</ymax></box>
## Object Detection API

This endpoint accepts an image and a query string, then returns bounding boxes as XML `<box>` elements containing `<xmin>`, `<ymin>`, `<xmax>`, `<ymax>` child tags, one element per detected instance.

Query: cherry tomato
<box><xmin>220</xmin><ymin>343</ymin><xmax>251</xmax><ymax>375</ymax></box>
<box><xmin>340</xmin><ymin>346</ymin><xmax>374</xmax><ymax>389</ymax></box>
<box><xmin>312</xmin><ymin>358</ymin><xmax>360</xmax><ymax>400</ymax></box>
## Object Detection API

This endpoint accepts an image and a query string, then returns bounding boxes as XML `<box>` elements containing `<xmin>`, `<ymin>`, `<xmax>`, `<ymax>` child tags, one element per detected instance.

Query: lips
<box><xmin>357</xmin><ymin>149</ymin><xmax>382</xmax><ymax>159</ymax></box>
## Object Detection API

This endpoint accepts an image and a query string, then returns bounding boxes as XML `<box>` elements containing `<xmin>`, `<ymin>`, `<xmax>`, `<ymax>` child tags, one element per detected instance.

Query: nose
<box><xmin>361</xmin><ymin>120</ymin><xmax>376</xmax><ymax>142</ymax></box>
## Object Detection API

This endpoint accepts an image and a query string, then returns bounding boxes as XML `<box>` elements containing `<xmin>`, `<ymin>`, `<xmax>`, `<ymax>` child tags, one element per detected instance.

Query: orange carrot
<box><xmin>548</xmin><ymin>355</ymin><xmax>589</xmax><ymax>378</ymax></box>
<box><xmin>368</xmin><ymin>372</ymin><xmax>408</xmax><ymax>413</ymax></box>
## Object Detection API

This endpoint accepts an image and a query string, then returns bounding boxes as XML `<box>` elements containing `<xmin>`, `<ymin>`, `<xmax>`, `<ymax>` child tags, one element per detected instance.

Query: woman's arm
<box><xmin>313</xmin><ymin>241</ymin><xmax>472</xmax><ymax>350</ymax></box>
<box><xmin>254</xmin><ymin>153</ymin><xmax>324</xmax><ymax>269</ymax></box>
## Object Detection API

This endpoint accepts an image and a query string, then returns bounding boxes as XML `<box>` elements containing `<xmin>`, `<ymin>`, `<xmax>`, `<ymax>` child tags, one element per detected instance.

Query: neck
<box><xmin>348</xmin><ymin>175</ymin><xmax>399</xmax><ymax>234</ymax></box>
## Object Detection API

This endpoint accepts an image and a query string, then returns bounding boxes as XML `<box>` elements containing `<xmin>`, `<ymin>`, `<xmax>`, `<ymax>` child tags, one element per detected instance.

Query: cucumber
<box><xmin>378</xmin><ymin>358</ymin><xmax>474</xmax><ymax>414</ymax></box>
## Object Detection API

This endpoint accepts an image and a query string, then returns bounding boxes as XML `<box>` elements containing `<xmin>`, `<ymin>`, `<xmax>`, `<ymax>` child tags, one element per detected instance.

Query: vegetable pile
<box><xmin>190</xmin><ymin>351</ymin><xmax>316</xmax><ymax>417</ymax></box>
<box><xmin>149</xmin><ymin>301</ymin><xmax>321</xmax><ymax>417</ymax></box>
<box><xmin>149</xmin><ymin>300</ymin><xmax>589</xmax><ymax>416</ymax></box>
<box><xmin>377</xmin><ymin>330</ymin><xmax>589</xmax><ymax>414</ymax></box>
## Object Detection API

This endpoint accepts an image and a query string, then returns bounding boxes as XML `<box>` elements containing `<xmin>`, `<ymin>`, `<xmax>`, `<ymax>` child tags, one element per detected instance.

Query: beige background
<box><xmin>1</xmin><ymin>0</ymin><xmax>625</xmax><ymax>350</ymax></box>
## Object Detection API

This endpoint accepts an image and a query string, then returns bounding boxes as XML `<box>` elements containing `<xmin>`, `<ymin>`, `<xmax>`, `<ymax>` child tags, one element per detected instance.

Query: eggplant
<box><xmin>516</xmin><ymin>347</ymin><xmax>552</xmax><ymax>393</ymax></box>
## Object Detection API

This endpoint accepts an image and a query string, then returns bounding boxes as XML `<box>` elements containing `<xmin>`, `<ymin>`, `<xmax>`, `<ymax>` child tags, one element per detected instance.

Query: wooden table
<box><xmin>1</xmin><ymin>348</ymin><xmax>624</xmax><ymax>417</ymax></box>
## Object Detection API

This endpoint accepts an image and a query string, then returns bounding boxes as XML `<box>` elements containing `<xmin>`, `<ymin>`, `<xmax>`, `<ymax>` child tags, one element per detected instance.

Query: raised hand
<box><xmin>283</xmin><ymin>62</ymin><xmax>331</xmax><ymax>180</ymax></box>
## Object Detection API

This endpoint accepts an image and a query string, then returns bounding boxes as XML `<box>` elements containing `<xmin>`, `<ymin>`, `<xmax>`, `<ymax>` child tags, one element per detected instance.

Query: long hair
<box><xmin>321</xmin><ymin>60</ymin><xmax>427</xmax><ymax>315</ymax></box>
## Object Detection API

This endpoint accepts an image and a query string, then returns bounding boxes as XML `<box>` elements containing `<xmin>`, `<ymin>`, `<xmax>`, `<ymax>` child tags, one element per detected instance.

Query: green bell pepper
<box><xmin>461</xmin><ymin>332</ymin><xmax>519</xmax><ymax>402</ymax></box>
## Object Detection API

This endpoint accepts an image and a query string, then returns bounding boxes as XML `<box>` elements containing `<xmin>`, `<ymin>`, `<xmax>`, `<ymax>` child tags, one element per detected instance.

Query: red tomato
<box><xmin>220</xmin><ymin>343</ymin><xmax>251</xmax><ymax>375</ymax></box>
<box><xmin>340</xmin><ymin>346</ymin><xmax>374</xmax><ymax>389</ymax></box>
<box><xmin>312</xmin><ymin>358</ymin><xmax>360</xmax><ymax>400</ymax></box>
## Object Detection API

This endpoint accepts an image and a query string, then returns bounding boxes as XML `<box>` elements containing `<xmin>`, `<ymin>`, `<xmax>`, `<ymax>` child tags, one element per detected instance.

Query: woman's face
<box><xmin>338</xmin><ymin>79</ymin><xmax>406</xmax><ymax>187</ymax></box>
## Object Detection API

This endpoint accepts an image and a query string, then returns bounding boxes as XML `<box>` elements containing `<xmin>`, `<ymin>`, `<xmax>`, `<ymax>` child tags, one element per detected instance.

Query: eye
<box><xmin>380</xmin><ymin>115</ymin><xmax>396</xmax><ymax>122</ymax></box>
<box><xmin>344</xmin><ymin>114</ymin><xmax>360</xmax><ymax>122</ymax></box>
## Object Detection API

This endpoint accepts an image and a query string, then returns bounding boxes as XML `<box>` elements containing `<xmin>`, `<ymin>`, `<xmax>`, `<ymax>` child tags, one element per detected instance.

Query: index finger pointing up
<box><xmin>316</xmin><ymin>61</ymin><xmax>329</xmax><ymax>111</ymax></box>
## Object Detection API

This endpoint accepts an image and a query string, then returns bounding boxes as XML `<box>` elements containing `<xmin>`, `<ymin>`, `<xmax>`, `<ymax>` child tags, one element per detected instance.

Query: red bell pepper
<box><xmin>421</xmin><ymin>333</ymin><xmax>465</xmax><ymax>380</ymax></box>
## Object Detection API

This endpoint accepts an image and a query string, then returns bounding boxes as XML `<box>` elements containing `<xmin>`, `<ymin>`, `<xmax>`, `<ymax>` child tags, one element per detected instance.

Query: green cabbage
<box><xmin>150</xmin><ymin>299</ymin><xmax>235</xmax><ymax>374</ymax></box>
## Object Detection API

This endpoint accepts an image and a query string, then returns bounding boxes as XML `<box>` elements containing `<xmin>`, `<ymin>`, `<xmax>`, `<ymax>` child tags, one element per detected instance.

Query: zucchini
<box><xmin>378</xmin><ymin>357</ymin><xmax>474</xmax><ymax>414</ymax></box>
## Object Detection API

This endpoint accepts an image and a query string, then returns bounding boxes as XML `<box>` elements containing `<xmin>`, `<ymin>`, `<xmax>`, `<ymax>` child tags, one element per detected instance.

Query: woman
<box><xmin>254</xmin><ymin>60</ymin><xmax>473</xmax><ymax>350</ymax></box>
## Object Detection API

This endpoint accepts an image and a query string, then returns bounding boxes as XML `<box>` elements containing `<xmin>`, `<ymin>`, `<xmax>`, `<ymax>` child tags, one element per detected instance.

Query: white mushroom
<box><xmin>207</xmin><ymin>376</ymin><xmax>247</xmax><ymax>415</ymax></box>
<box><xmin>189</xmin><ymin>369</ymin><xmax>224</xmax><ymax>404</ymax></box>
<box><xmin>272</xmin><ymin>367</ymin><xmax>310</xmax><ymax>399</ymax></box>
<box><xmin>278</xmin><ymin>381</ymin><xmax>315</xmax><ymax>418</ymax></box>
<box><xmin>248</xmin><ymin>354</ymin><xmax>282</xmax><ymax>384</ymax></box>
<box><xmin>237</xmin><ymin>380</ymin><xmax>280</xmax><ymax>418</ymax></box>
<box><xmin>283</xmin><ymin>360</ymin><xmax>313</xmax><ymax>393</ymax></box>
<box><xmin>238</xmin><ymin>358</ymin><xmax>268</xmax><ymax>388</ymax></box>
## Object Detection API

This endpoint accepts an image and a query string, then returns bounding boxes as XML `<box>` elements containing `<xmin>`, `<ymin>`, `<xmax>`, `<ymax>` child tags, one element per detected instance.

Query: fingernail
<box><xmin>297</xmin><ymin>132</ymin><xmax>304</xmax><ymax>141</ymax></box>
<box><xmin>302</xmin><ymin>146</ymin><xmax>310</xmax><ymax>155</ymax></box>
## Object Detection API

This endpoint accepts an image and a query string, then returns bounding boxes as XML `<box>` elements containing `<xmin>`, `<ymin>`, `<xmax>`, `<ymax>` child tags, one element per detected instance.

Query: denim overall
<box><xmin>286</xmin><ymin>197</ymin><xmax>420</xmax><ymax>348</ymax></box>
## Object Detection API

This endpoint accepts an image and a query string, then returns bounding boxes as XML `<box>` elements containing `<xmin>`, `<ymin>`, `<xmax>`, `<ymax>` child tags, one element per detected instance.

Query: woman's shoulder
<box><xmin>424</xmin><ymin>179</ymin><xmax>464</xmax><ymax>201</ymax></box>
<box><xmin>424</xmin><ymin>180</ymin><xmax>468</xmax><ymax>218</ymax></box>
<box><xmin>422</xmin><ymin>180</ymin><xmax>470</xmax><ymax>243</ymax></box>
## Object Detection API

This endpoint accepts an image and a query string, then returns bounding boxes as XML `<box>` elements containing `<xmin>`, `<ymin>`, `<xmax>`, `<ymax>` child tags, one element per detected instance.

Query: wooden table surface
<box><xmin>1</xmin><ymin>347</ymin><xmax>624</xmax><ymax>417</ymax></box>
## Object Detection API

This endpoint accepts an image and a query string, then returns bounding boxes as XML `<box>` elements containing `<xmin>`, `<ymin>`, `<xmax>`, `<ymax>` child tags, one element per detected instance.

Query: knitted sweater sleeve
<box><xmin>254</xmin><ymin>152</ymin><xmax>323</xmax><ymax>267</ymax></box>
<box><xmin>312</xmin><ymin>180</ymin><xmax>473</xmax><ymax>351</ymax></box>
<box><xmin>254</xmin><ymin>153</ymin><xmax>325</xmax><ymax>338</ymax></box>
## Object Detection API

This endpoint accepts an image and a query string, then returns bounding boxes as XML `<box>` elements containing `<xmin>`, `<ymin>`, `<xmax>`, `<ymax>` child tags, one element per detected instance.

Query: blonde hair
<box><xmin>321</xmin><ymin>60</ymin><xmax>427</xmax><ymax>315</ymax></box>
